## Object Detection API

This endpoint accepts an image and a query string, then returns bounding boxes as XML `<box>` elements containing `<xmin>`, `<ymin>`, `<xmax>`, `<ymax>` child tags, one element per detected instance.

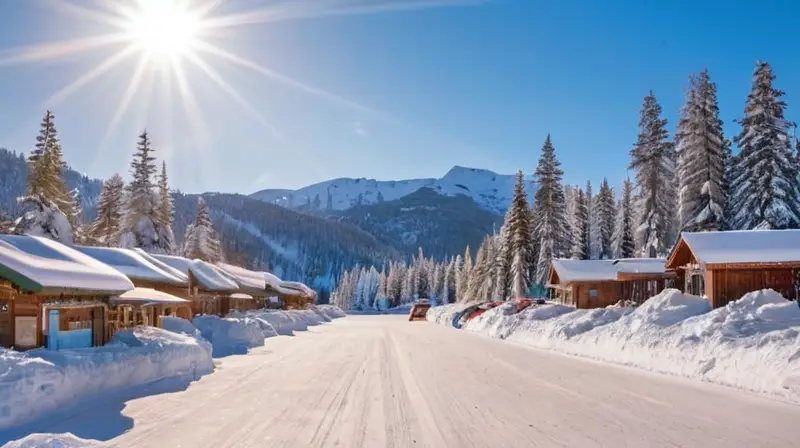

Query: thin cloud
<box><xmin>353</xmin><ymin>121</ymin><xmax>367</xmax><ymax>135</ymax></box>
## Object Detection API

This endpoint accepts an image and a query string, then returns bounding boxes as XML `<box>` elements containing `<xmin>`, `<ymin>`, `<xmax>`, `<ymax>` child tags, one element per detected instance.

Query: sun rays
<box><xmin>1</xmin><ymin>0</ymin><xmax>480</xmax><ymax>154</ymax></box>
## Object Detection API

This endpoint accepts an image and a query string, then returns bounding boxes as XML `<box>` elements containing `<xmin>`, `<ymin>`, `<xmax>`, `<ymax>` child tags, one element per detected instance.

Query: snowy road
<box><xmin>16</xmin><ymin>315</ymin><xmax>800</xmax><ymax>447</ymax></box>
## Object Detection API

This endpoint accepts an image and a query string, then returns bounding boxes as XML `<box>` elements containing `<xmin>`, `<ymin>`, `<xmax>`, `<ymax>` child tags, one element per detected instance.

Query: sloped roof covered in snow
<box><xmin>668</xmin><ymin>229</ymin><xmax>800</xmax><ymax>267</ymax></box>
<box><xmin>133</xmin><ymin>249</ymin><xmax>189</xmax><ymax>283</ymax></box>
<box><xmin>0</xmin><ymin>235</ymin><xmax>134</xmax><ymax>295</ymax></box>
<box><xmin>151</xmin><ymin>254</ymin><xmax>238</xmax><ymax>292</ymax></box>
<box><xmin>279</xmin><ymin>280</ymin><xmax>316</xmax><ymax>298</ymax></box>
<box><xmin>72</xmin><ymin>246</ymin><xmax>187</xmax><ymax>287</ymax></box>
<box><xmin>549</xmin><ymin>258</ymin><xmax>668</xmax><ymax>285</ymax></box>
<box><xmin>216</xmin><ymin>262</ymin><xmax>266</xmax><ymax>293</ymax></box>
<box><xmin>113</xmin><ymin>287</ymin><xmax>190</xmax><ymax>304</ymax></box>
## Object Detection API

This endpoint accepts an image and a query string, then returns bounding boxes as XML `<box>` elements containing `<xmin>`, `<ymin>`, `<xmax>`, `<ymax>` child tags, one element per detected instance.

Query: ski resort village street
<box><xmin>5</xmin><ymin>315</ymin><xmax>798</xmax><ymax>448</ymax></box>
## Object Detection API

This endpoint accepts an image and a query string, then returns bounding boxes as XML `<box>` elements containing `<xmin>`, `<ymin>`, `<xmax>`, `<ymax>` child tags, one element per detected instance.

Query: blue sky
<box><xmin>0</xmin><ymin>0</ymin><xmax>798</xmax><ymax>195</ymax></box>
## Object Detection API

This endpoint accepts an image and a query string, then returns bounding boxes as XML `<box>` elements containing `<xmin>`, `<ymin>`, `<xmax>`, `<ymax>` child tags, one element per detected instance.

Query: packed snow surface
<box><xmin>192</xmin><ymin>315</ymin><xmax>265</xmax><ymax>357</ymax></box>
<box><xmin>71</xmin><ymin>246</ymin><xmax>187</xmax><ymax>286</ymax></box>
<box><xmin>429</xmin><ymin>289</ymin><xmax>800</xmax><ymax>401</ymax></box>
<box><xmin>0</xmin><ymin>235</ymin><xmax>133</xmax><ymax>294</ymax></box>
<box><xmin>9</xmin><ymin>316</ymin><xmax>799</xmax><ymax>447</ymax></box>
<box><xmin>0</xmin><ymin>327</ymin><xmax>213</xmax><ymax>431</ymax></box>
<box><xmin>681</xmin><ymin>229</ymin><xmax>800</xmax><ymax>264</ymax></box>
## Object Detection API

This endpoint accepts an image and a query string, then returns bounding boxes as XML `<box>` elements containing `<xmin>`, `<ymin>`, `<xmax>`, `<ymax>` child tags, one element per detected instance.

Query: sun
<box><xmin>123</xmin><ymin>0</ymin><xmax>201</xmax><ymax>59</ymax></box>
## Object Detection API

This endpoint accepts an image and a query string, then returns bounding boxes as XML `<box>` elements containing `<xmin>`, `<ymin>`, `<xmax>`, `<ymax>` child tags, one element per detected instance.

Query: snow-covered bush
<box><xmin>192</xmin><ymin>315</ymin><xmax>265</xmax><ymax>357</ymax></box>
<box><xmin>0</xmin><ymin>327</ymin><xmax>213</xmax><ymax>431</ymax></box>
<box><xmin>12</xmin><ymin>195</ymin><xmax>73</xmax><ymax>244</ymax></box>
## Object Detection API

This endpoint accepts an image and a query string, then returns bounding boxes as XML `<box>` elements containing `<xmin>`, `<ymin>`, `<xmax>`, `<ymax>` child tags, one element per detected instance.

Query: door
<box><xmin>14</xmin><ymin>316</ymin><xmax>38</xmax><ymax>349</ymax></box>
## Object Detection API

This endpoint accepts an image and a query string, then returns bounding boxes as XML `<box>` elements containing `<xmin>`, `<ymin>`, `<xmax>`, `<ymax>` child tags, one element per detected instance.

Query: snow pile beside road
<box><xmin>426</xmin><ymin>303</ymin><xmax>472</xmax><ymax>326</ymax></box>
<box><xmin>307</xmin><ymin>305</ymin><xmax>333</xmax><ymax>323</ymax></box>
<box><xmin>293</xmin><ymin>309</ymin><xmax>327</xmax><ymax>326</ymax></box>
<box><xmin>193</xmin><ymin>315</ymin><xmax>265</xmax><ymax>357</ymax></box>
<box><xmin>2</xmin><ymin>432</ymin><xmax>101</xmax><ymax>447</ymax></box>
<box><xmin>162</xmin><ymin>316</ymin><xmax>204</xmax><ymax>340</ymax></box>
<box><xmin>0</xmin><ymin>327</ymin><xmax>213</xmax><ymax>431</ymax></box>
<box><xmin>440</xmin><ymin>288</ymin><xmax>800</xmax><ymax>401</ymax></box>
<box><xmin>316</xmin><ymin>305</ymin><xmax>346</xmax><ymax>319</ymax></box>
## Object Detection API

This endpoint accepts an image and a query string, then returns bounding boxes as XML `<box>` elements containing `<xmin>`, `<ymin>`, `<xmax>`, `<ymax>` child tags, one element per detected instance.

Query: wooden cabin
<box><xmin>263</xmin><ymin>272</ymin><xmax>315</xmax><ymax>310</ymax></box>
<box><xmin>72</xmin><ymin>246</ymin><xmax>193</xmax><ymax>327</ymax></box>
<box><xmin>0</xmin><ymin>235</ymin><xmax>134</xmax><ymax>350</ymax></box>
<box><xmin>665</xmin><ymin>230</ymin><xmax>800</xmax><ymax>308</ymax></box>
<box><xmin>547</xmin><ymin>258</ymin><xmax>675</xmax><ymax>308</ymax></box>
<box><xmin>152</xmin><ymin>254</ymin><xmax>239</xmax><ymax>316</ymax></box>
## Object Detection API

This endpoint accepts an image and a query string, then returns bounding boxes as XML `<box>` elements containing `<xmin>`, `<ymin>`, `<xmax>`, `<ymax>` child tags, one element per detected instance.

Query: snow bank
<box><xmin>2</xmin><ymin>433</ymin><xmax>101</xmax><ymax>447</ymax></box>
<box><xmin>162</xmin><ymin>316</ymin><xmax>203</xmax><ymax>340</ymax></box>
<box><xmin>192</xmin><ymin>316</ymin><xmax>265</xmax><ymax>357</ymax></box>
<box><xmin>316</xmin><ymin>305</ymin><xmax>346</xmax><ymax>319</ymax></box>
<box><xmin>226</xmin><ymin>311</ymin><xmax>279</xmax><ymax>339</ymax></box>
<box><xmin>426</xmin><ymin>303</ymin><xmax>472</xmax><ymax>326</ymax></box>
<box><xmin>306</xmin><ymin>305</ymin><xmax>333</xmax><ymax>323</ymax></box>
<box><xmin>292</xmin><ymin>309</ymin><xmax>327</xmax><ymax>326</ymax></box>
<box><xmin>434</xmin><ymin>289</ymin><xmax>800</xmax><ymax>402</ymax></box>
<box><xmin>0</xmin><ymin>327</ymin><xmax>213</xmax><ymax>430</ymax></box>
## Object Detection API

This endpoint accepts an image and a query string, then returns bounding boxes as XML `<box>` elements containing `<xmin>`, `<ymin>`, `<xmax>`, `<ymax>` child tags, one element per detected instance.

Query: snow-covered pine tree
<box><xmin>492</xmin><ymin>223</ymin><xmax>511</xmax><ymax>300</ymax></box>
<box><xmin>629</xmin><ymin>92</ymin><xmax>677</xmax><ymax>257</ymax></box>
<box><xmin>441</xmin><ymin>258</ymin><xmax>452</xmax><ymax>304</ymax></box>
<box><xmin>183</xmin><ymin>197</ymin><xmax>222</xmax><ymax>263</ymax></box>
<box><xmin>501</xmin><ymin>170</ymin><xmax>535</xmax><ymax>298</ymax></box>
<box><xmin>12</xmin><ymin>194</ymin><xmax>74</xmax><ymax>243</ymax></box>
<box><xmin>570</xmin><ymin>188</ymin><xmax>590</xmax><ymax>260</ymax></box>
<box><xmin>120</xmin><ymin>130</ymin><xmax>160</xmax><ymax>250</ymax></box>
<box><xmin>457</xmin><ymin>247</ymin><xmax>472</xmax><ymax>302</ymax></box>
<box><xmin>612</xmin><ymin>179</ymin><xmax>636</xmax><ymax>258</ymax></box>
<box><xmin>676</xmin><ymin>70</ymin><xmax>729</xmax><ymax>232</ymax></box>
<box><xmin>26</xmin><ymin>110</ymin><xmax>78</xmax><ymax>228</ymax></box>
<box><xmin>452</xmin><ymin>255</ymin><xmax>463</xmax><ymax>302</ymax></box>
<box><xmin>402</xmin><ymin>264</ymin><xmax>415</xmax><ymax>303</ymax></box>
<box><xmin>532</xmin><ymin>136</ymin><xmax>570</xmax><ymax>285</ymax></box>
<box><xmin>154</xmin><ymin>161</ymin><xmax>176</xmax><ymax>254</ymax></box>
<box><xmin>595</xmin><ymin>178</ymin><xmax>616</xmax><ymax>259</ymax></box>
<box><xmin>729</xmin><ymin>62</ymin><xmax>800</xmax><ymax>230</ymax></box>
<box><xmin>88</xmin><ymin>174</ymin><xmax>125</xmax><ymax>246</ymax></box>
<box><xmin>431</xmin><ymin>262</ymin><xmax>443</xmax><ymax>303</ymax></box>
<box><xmin>415</xmin><ymin>248</ymin><xmax>429</xmax><ymax>299</ymax></box>
<box><xmin>466</xmin><ymin>237</ymin><xmax>490</xmax><ymax>303</ymax></box>
<box><xmin>585</xmin><ymin>181</ymin><xmax>601</xmax><ymax>259</ymax></box>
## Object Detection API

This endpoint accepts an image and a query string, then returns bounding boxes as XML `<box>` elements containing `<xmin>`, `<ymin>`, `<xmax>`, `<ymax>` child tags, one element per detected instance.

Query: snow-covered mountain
<box><xmin>251</xmin><ymin>166</ymin><xmax>535</xmax><ymax>215</ymax></box>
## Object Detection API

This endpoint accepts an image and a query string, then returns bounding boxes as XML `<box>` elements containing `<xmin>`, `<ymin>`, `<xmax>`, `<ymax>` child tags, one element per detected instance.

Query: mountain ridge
<box><xmin>251</xmin><ymin>165</ymin><xmax>535</xmax><ymax>215</ymax></box>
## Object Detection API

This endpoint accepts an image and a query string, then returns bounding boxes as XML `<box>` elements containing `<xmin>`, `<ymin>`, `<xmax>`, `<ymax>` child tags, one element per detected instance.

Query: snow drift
<box><xmin>192</xmin><ymin>316</ymin><xmax>265</xmax><ymax>357</ymax></box>
<box><xmin>0</xmin><ymin>327</ymin><xmax>213</xmax><ymax>431</ymax></box>
<box><xmin>429</xmin><ymin>289</ymin><xmax>800</xmax><ymax>402</ymax></box>
<box><xmin>316</xmin><ymin>305</ymin><xmax>346</xmax><ymax>319</ymax></box>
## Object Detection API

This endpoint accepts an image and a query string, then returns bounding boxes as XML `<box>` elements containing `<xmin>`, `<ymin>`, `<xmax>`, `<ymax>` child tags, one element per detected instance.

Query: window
<box><xmin>589</xmin><ymin>289</ymin><xmax>598</xmax><ymax>297</ymax></box>
<box><xmin>688</xmin><ymin>274</ymin><xmax>705</xmax><ymax>296</ymax></box>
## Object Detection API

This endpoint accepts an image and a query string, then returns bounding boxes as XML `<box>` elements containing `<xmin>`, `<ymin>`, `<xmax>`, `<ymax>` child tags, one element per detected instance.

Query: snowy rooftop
<box><xmin>279</xmin><ymin>280</ymin><xmax>316</xmax><ymax>298</ymax></box>
<box><xmin>680</xmin><ymin>229</ymin><xmax>800</xmax><ymax>265</ymax></box>
<box><xmin>216</xmin><ymin>262</ymin><xmax>266</xmax><ymax>292</ymax></box>
<box><xmin>113</xmin><ymin>287</ymin><xmax>190</xmax><ymax>304</ymax></box>
<box><xmin>230</xmin><ymin>293</ymin><xmax>254</xmax><ymax>300</ymax></box>
<box><xmin>72</xmin><ymin>246</ymin><xmax>187</xmax><ymax>287</ymax></box>
<box><xmin>133</xmin><ymin>249</ymin><xmax>190</xmax><ymax>284</ymax></box>
<box><xmin>550</xmin><ymin>258</ymin><xmax>667</xmax><ymax>284</ymax></box>
<box><xmin>0</xmin><ymin>235</ymin><xmax>134</xmax><ymax>295</ymax></box>
<box><xmin>151</xmin><ymin>254</ymin><xmax>239</xmax><ymax>292</ymax></box>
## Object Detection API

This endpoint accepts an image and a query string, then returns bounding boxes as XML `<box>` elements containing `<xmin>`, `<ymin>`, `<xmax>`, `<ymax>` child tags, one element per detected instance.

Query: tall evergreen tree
<box><xmin>729</xmin><ymin>62</ymin><xmax>800</xmax><ymax>229</ymax></box>
<box><xmin>155</xmin><ymin>161</ymin><xmax>176</xmax><ymax>253</ymax></box>
<box><xmin>457</xmin><ymin>246</ymin><xmax>472</xmax><ymax>302</ymax></box>
<box><xmin>613</xmin><ymin>179</ymin><xmax>636</xmax><ymax>258</ymax></box>
<box><xmin>466</xmin><ymin>237</ymin><xmax>490</xmax><ymax>302</ymax></box>
<box><xmin>532</xmin><ymin>135</ymin><xmax>570</xmax><ymax>285</ymax></box>
<box><xmin>630</xmin><ymin>91</ymin><xmax>677</xmax><ymax>257</ymax></box>
<box><xmin>595</xmin><ymin>178</ymin><xmax>616</xmax><ymax>259</ymax></box>
<box><xmin>570</xmin><ymin>188</ymin><xmax>590</xmax><ymax>259</ymax></box>
<box><xmin>120</xmin><ymin>130</ymin><xmax>160</xmax><ymax>250</ymax></box>
<box><xmin>88</xmin><ymin>174</ymin><xmax>125</xmax><ymax>246</ymax></box>
<box><xmin>492</xmin><ymin>222</ymin><xmax>511</xmax><ymax>300</ymax></box>
<box><xmin>676</xmin><ymin>70</ymin><xmax>729</xmax><ymax>232</ymax></box>
<box><xmin>500</xmin><ymin>171</ymin><xmax>535</xmax><ymax>298</ymax></box>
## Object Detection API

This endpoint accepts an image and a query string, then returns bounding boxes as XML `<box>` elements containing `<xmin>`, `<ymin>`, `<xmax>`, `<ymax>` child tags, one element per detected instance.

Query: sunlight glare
<box><xmin>124</xmin><ymin>0</ymin><xmax>200</xmax><ymax>58</ymax></box>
